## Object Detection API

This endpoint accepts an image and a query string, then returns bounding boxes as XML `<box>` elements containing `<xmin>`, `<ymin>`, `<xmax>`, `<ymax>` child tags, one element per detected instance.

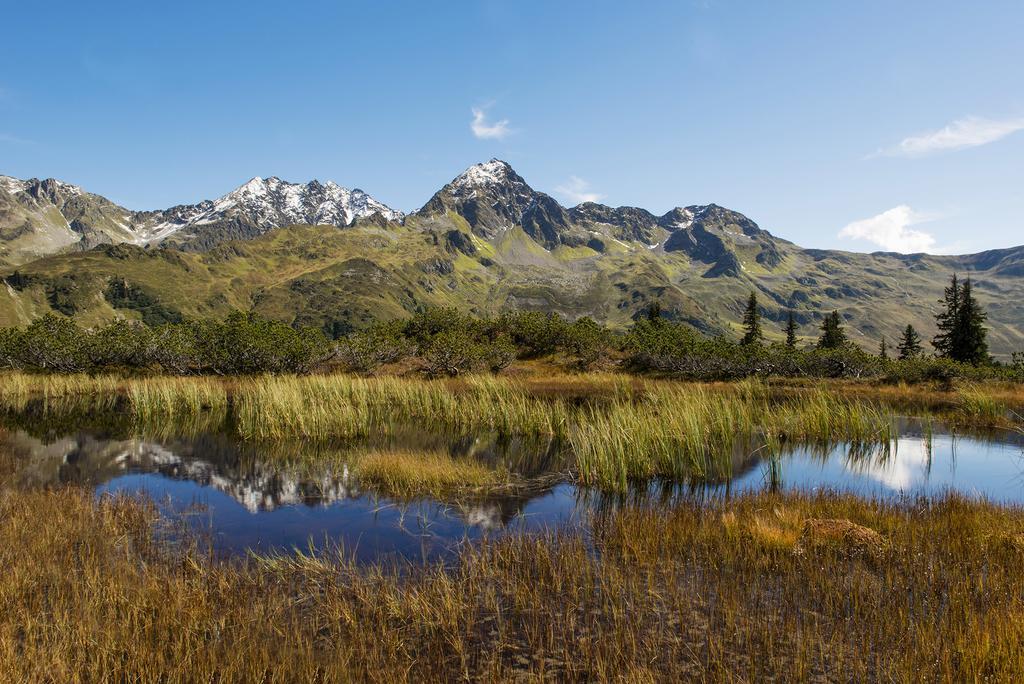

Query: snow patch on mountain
<box><xmin>0</xmin><ymin>175</ymin><xmax>27</xmax><ymax>194</ymax></box>
<box><xmin>451</xmin><ymin>159</ymin><xmax>514</xmax><ymax>192</ymax></box>
<box><xmin>128</xmin><ymin>176</ymin><xmax>402</xmax><ymax>244</ymax></box>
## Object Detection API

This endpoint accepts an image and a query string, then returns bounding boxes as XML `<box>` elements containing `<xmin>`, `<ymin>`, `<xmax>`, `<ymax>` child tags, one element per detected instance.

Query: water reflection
<box><xmin>0</xmin><ymin>428</ymin><xmax>573</xmax><ymax>561</ymax></box>
<box><xmin>1</xmin><ymin>422</ymin><xmax>1022</xmax><ymax>561</ymax></box>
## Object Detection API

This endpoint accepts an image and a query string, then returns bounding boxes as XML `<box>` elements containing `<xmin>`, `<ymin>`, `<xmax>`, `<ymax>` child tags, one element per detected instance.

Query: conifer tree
<box><xmin>878</xmin><ymin>336</ymin><xmax>888</xmax><ymax>360</ymax></box>
<box><xmin>897</xmin><ymin>324</ymin><xmax>923</xmax><ymax>360</ymax></box>
<box><xmin>932</xmin><ymin>274</ymin><xmax>990</xmax><ymax>365</ymax></box>
<box><xmin>645</xmin><ymin>301</ymin><xmax>663</xmax><ymax>324</ymax></box>
<box><xmin>817</xmin><ymin>311</ymin><xmax>847</xmax><ymax>349</ymax></box>
<box><xmin>740</xmin><ymin>291</ymin><xmax>763</xmax><ymax>345</ymax></box>
<box><xmin>933</xmin><ymin>273</ymin><xmax>960</xmax><ymax>358</ymax></box>
<box><xmin>784</xmin><ymin>311</ymin><xmax>798</xmax><ymax>349</ymax></box>
<box><xmin>953</xmin><ymin>277</ymin><xmax>989</xmax><ymax>365</ymax></box>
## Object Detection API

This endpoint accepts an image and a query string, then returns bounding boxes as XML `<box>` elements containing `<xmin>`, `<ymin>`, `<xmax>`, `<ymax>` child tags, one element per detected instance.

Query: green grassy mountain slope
<box><xmin>1</xmin><ymin>160</ymin><xmax>1022</xmax><ymax>356</ymax></box>
<box><xmin>3</xmin><ymin>218</ymin><xmax>1023</xmax><ymax>357</ymax></box>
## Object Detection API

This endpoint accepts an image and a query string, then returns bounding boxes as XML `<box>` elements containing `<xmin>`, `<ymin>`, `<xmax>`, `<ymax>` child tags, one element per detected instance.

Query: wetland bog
<box><xmin>2</xmin><ymin>372</ymin><xmax>1023</xmax><ymax>681</ymax></box>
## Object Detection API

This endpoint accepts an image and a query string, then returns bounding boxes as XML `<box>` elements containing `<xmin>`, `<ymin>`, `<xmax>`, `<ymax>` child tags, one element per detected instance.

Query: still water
<box><xmin>2</xmin><ymin>424</ymin><xmax>1022</xmax><ymax>561</ymax></box>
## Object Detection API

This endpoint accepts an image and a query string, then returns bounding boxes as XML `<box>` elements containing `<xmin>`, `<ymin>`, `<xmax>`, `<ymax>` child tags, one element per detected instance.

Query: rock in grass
<box><xmin>793</xmin><ymin>518</ymin><xmax>886</xmax><ymax>559</ymax></box>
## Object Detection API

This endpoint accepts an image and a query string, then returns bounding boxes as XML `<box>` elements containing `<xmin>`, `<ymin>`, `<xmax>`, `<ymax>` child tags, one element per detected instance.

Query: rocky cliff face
<box><xmin>417</xmin><ymin>159</ymin><xmax>576</xmax><ymax>249</ymax></box>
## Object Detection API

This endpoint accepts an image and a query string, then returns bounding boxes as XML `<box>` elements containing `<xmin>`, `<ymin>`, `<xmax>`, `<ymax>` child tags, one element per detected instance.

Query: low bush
<box><xmin>2</xmin><ymin>306</ymin><xmax>1021</xmax><ymax>382</ymax></box>
<box><xmin>0</xmin><ymin>312</ymin><xmax>333</xmax><ymax>375</ymax></box>
<box><xmin>336</xmin><ymin>321</ymin><xmax>414</xmax><ymax>374</ymax></box>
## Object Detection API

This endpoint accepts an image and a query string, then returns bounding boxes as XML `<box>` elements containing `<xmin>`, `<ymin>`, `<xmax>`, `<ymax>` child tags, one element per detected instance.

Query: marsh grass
<box><xmin>128</xmin><ymin>376</ymin><xmax>230</xmax><ymax>422</ymax></box>
<box><xmin>955</xmin><ymin>383</ymin><xmax>1012</xmax><ymax>426</ymax></box>
<box><xmin>1</xmin><ymin>371</ymin><xmax>1019</xmax><ymax>491</ymax></box>
<box><xmin>0</xmin><ymin>372</ymin><xmax>123</xmax><ymax>414</ymax></box>
<box><xmin>2</xmin><ymin>486</ymin><xmax>1023</xmax><ymax>681</ymax></box>
<box><xmin>350</xmin><ymin>448</ymin><xmax>510</xmax><ymax>499</ymax></box>
<box><xmin>570</xmin><ymin>384</ymin><xmax>894</xmax><ymax>491</ymax></box>
<box><xmin>231</xmin><ymin>375</ymin><xmax>572</xmax><ymax>441</ymax></box>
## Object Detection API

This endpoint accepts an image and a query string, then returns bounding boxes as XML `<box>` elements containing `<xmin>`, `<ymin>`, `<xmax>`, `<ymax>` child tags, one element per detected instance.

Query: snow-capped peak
<box><xmin>125</xmin><ymin>176</ymin><xmax>402</xmax><ymax>245</ymax></box>
<box><xmin>240</xmin><ymin>176</ymin><xmax>269</xmax><ymax>194</ymax></box>
<box><xmin>196</xmin><ymin>176</ymin><xmax>402</xmax><ymax>228</ymax></box>
<box><xmin>451</xmin><ymin>159</ymin><xmax>515</xmax><ymax>190</ymax></box>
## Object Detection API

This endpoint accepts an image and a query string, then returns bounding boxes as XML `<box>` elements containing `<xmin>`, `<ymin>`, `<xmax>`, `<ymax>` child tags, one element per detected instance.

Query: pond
<box><xmin>1</xmin><ymin>422</ymin><xmax>1022</xmax><ymax>562</ymax></box>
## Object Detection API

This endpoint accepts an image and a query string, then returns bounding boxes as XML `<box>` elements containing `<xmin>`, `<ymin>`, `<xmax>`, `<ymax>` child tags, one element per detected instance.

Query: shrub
<box><xmin>157</xmin><ymin>313</ymin><xmax>334</xmax><ymax>375</ymax></box>
<box><xmin>200</xmin><ymin>312</ymin><xmax>333</xmax><ymax>374</ymax></box>
<box><xmin>338</xmin><ymin>322</ymin><xmax>414</xmax><ymax>374</ymax></box>
<box><xmin>403</xmin><ymin>308</ymin><xmax>476</xmax><ymax>351</ymax></box>
<box><xmin>149</xmin><ymin>324</ymin><xmax>202</xmax><ymax>375</ymax></box>
<box><xmin>482</xmin><ymin>335</ymin><xmax>517</xmax><ymax>373</ymax></box>
<box><xmin>0</xmin><ymin>326</ymin><xmax>16</xmax><ymax>369</ymax></box>
<box><xmin>7</xmin><ymin>314</ymin><xmax>88</xmax><ymax>372</ymax></box>
<box><xmin>497</xmin><ymin>311</ymin><xmax>569</xmax><ymax>358</ymax></box>
<box><xmin>85</xmin><ymin>320</ymin><xmax>155</xmax><ymax>371</ymax></box>
<box><xmin>421</xmin><ymin>329</ymin><xmax>483</xmax><ymax>377</ymax></box>
<box><xmin>565</xmin><ymin>317</ymin><xmax>611</xmax><ymax>370</ymax></box>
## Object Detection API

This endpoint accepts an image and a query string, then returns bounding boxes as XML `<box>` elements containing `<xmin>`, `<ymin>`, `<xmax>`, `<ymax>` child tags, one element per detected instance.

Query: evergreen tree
<box><xmin>817</xmin><ymin>311</ymin><xmax>847</xmax><ymax>349</ymax></box>
<box><xmin>784</xmin><ymin>311</ymin><xmax>798</xmax><ymax>349</ymax></box>
<box><xmin>878</xmin><ymin>336</ymin><xmax>889</xmax><ymax>360</ymax></box>
<box><xmin>740</xmin><ymin>291</ymin><xmax>763</xmax><ymax>345</ymax></box>
<box><xmin>897</xmin><ymin>324</ymin><xmax>923</xmax><ymax>360</ymax></box>
<box><xmin>952</xmin><ymin>277</ymin><xmax>989</xmax><ymax>365</ymax></box>
<box><xmin>933</xmin><ymin>274</ymin><xmax>990</xmax><ymax>365</ymax></box>
<box><xmin>933</xmin><ymin>273</ymin><xmax>961</xmax><ymax>358</ymax></box>
<box><xmin>645</xmin><ymin>301</ymin><xmax>663</xmax><ymax>324</ymax></box>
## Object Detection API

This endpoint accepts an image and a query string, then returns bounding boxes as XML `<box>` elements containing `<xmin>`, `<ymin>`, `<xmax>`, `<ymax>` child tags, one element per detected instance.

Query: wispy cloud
<box><xmin>555</xmin><ymin>176</ymin><xmax>604</xmax><ymax>204</ymax></box>
<box><xmin>875</xmin><ymin>116</ymin><xmax>1024</xmax><ymax>157</ymax></box>
<box><xmin>0</xmin><ymin>132</ymin><xmax>32</xmax><ymax>145</ymax></box>
<box><xmin>838</xmin><ymin>206</ymin><xmax>938</xmax><ymax>253</ymax></box>
<box><xmin>470</xmin><ymin>106</ymin><xmax>511</xmax><ymax>140</ymax></box>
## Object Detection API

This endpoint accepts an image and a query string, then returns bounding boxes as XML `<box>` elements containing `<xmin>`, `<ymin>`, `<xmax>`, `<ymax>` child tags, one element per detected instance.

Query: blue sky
<box><xmin>2</xmin><ymin>0</ymin><xmax>1022</xmax><ymax>253</ymax></box>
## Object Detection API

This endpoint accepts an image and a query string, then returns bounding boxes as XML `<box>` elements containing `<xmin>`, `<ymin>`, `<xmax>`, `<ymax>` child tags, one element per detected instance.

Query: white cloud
<box><xmin>878</xmin><ymin>116</ymin><xmax>1024</xmax><ymax>157</ymax></box>
<box><xmin>838</xmin><ymin>206</ymin><xmax>938</xmax><ymax>253</ymax></box>
<box><xmin>470</xmin><ymin>106</ymin><xmax>511</xmax><ymax>140</ymax></box>
<box><xmin>554</xmin><ymin>176</ymin><xmax>604</xmax><ymax>204</ymax></box>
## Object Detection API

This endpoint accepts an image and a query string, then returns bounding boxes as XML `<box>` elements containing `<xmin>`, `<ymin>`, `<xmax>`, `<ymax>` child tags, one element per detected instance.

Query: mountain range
<box><xmin>2</xmin><ymin>160</ymin><xmax>1023</xmax><ymax>356</ymax></box>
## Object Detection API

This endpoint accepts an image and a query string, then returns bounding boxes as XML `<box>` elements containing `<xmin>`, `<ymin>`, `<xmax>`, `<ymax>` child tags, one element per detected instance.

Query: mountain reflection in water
<box><xmin>1</xmin><ymin>422</ymin><xmax>1022</xmax><ymax>561</ymax></box>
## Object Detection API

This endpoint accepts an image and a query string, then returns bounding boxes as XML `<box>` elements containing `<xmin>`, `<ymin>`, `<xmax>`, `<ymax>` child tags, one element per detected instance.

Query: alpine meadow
<box><xmin>3</xmin><ymin>1</ymin><xmax>1024</xmax><ymax>681</ymax></box>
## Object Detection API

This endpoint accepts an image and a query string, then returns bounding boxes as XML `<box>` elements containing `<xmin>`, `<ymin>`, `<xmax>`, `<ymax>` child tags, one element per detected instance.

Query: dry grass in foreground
<box><xmin>1</xmin><ymin>486</ymin><xmax>1023</xmax><ymax>682</ymax></box>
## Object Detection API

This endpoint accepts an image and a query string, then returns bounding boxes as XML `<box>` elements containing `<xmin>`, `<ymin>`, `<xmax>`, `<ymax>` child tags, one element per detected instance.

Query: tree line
<box><xmin>0</xmin><ymin>274</ymin><xmax>1018</xmax><ymax>380</ymax></box>
<box><xmin>738</xmin><ymin>273</ymin><xmax>990</xmax><ymax>365</ymax></box>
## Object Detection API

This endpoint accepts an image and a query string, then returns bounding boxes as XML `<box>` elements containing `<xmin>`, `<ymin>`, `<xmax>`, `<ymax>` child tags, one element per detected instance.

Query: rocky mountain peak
<box><xmin>0</xmin><ymin>175</ymin><xmax>28</xmax><ymax>194</ymax></box>
<box><xmin>449</xmin><ymin>159</ymin><xmax>522</xmax><ymax>193</ymax></box>
<box><xmin>417</xmin><ymin>159</ymin><xmax>545</xmax><ymax>238</ymax></box>
<box><xmin>181</xmin><ymin>176</ymin><xmax>403</xmax><ymax>235</ymax></box>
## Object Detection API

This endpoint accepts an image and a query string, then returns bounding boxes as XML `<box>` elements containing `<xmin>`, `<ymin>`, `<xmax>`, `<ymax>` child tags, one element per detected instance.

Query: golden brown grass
<box><xmin>570</xmin><ymin>382</ymin><xmax>895</xmax><ymax>490</ymax></box>
<box><xmin>350</xmin><ymin>449</ymin><xmax>509</xmax><ymax>498</ymax></box>
<box><xmin>1</xmin><ymin>371</ymin><xmax>1021</xmax><ymax>492</ymax></box>
<box><xmin>1</xmin><ymin>486</ymin><xmax>1023</xmax><ymax>681</ymax></box>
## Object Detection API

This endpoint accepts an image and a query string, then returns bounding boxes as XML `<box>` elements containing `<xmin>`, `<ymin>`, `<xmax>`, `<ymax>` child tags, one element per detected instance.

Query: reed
<box><xmin>570</xmin><ymin>383</ymin><xmax>894</xmax><ymax>491</ymax></box>
<box><xmin>1</xmin><ymin>371</ymin><xmax>1018</xmax><ymax>491</ymax></box>
<box><xmin>1</xmin><ymin>486</ymin><xmax>1022</xmax><ymax>681</ymax></box>
<box><xmin>0</xmin><ymin>372</ymin><xmax>123</xmax><ymax>413</ymax></box>
<box><xmin>230</xmin><ymin>374</ymin><xmax>570</xmax><ymax>441</ymax></box>
<box><xmin>127</xmin><ymin>376</ymin><xmax>230</xmax><ymax>419</ymax></box>
<box><xmin>955</xmin><ymin>383</ymin><xmax>1011</xmax><ymax>426</ymax></box>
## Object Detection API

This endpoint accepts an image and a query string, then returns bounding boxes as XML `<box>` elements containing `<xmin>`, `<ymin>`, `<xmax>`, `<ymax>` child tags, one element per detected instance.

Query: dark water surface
<box><xmin>2</xmin><ymin>422</ymin><xmax>1022</xmax><ymax>561</ymax></box>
